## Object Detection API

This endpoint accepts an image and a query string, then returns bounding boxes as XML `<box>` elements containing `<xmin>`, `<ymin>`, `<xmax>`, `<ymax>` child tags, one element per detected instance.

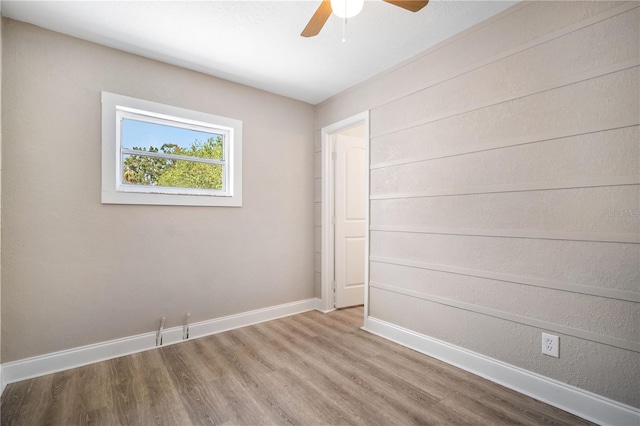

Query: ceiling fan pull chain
<box><xmin>342</xmin><ymin>17</ymin><xmax>347</xmax><ymax>44</ymax></box>
<box><xmin>342</xmin><ymin>0</ymin><xmax>348</xmax><ymax>43</ymax></box>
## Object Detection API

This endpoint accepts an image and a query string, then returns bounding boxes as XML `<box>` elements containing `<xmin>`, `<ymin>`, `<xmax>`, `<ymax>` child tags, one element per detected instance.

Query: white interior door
<box><xmin>334</xmin><ymin>133</ymin><xmax>366</xmax><ymax>308</ymax></box>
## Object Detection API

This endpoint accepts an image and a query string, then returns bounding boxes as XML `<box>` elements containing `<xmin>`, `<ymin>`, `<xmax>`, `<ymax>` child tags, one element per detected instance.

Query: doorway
<box><xmin>320</xmin><ymin>112</ymin><xmax>370</xmax><ymax>317</ymax></box>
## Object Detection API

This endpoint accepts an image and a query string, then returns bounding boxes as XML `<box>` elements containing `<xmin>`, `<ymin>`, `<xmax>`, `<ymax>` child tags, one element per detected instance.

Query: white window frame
<box><xmin>101</xmin><ymin>91</ymin><xmax>242</xmax><ymax>206</ymax></box>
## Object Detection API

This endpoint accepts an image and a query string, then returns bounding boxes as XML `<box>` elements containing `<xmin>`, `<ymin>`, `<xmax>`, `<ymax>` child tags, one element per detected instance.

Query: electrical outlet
<box><xmin>542</xmin><ymin>333</ymin><xmax>559</xmax><ymax>358</ymax></box>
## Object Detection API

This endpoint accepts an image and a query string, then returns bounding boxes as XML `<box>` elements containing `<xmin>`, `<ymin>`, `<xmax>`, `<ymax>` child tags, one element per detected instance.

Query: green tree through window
<box><xmin>123</xmin><ymin>137</ymin><xmax>223</xmax><ymax>190</ymax></box>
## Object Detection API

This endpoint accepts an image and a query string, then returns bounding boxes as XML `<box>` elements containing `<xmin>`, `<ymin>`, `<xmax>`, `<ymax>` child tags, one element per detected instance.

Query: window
<box><xmin>101</xmin><ymin>92</ymin><xmax>242</xmax><ymax>206</ymax></box>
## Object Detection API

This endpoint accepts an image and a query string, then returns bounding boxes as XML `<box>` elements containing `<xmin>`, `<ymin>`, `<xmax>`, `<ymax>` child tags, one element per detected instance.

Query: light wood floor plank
<box><xmin>1</xmin><ymin>306</ymin><xmax>593</xmax><ymax>425</ymax></box>
<box><xmin>159</xmin><ymin>344</ymin><xmax>230</xmax><ymax>425</ymax></box>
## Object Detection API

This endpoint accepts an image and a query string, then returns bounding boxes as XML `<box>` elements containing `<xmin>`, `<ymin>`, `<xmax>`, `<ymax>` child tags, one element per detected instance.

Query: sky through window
<box><xmin>121</xmin><ymin>118</ymin><xmax>223</xmax><ymax>151</ymax></box>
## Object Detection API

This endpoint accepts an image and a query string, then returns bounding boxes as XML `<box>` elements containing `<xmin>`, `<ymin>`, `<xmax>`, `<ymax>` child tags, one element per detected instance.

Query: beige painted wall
<box><xmin>315</xmin><ymin>1</ymin><xmax>639</xmax><ymax>408</ymax></box>
<box><xmin>0</xmin><ymin>13</ymin><xmax>3</xmax><ymax>365</ymax></box>
<box><xmin>314</xmin><ymin>130</ymin><xmax>322</xmax><ymax>298</ymax></box>
<box><xmin>1</xmin><ymin>19</ymin><xmax>315</xmax><ymax>362</ymax></box>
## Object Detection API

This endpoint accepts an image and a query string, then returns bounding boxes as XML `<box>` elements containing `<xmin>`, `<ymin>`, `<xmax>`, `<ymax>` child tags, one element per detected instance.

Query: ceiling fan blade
<box><xmin>383</xmin><ymin>0</ymin><xmax>429</xmax><ymax>12</ymax></box>
<box><xmin>301</xmin><ymin>0</ymin><xmax>333</xmax><ymax>37</ymax></box>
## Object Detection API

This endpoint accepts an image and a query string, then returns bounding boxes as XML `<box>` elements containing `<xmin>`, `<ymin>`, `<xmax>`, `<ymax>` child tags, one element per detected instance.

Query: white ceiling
<box><xmin>1</xmin><ymin>0</ymin><xmax>517</xmax><ymax>105</ymax></box>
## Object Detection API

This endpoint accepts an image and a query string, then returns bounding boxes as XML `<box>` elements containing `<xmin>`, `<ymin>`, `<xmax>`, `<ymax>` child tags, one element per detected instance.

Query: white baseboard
<box><xmin>0</xmin><ymin>364</ymin><xmax>4</xmax><ymax>395</ymax></box>
<box><xmin>188</xmin><ymin>297</ymin><xmax>321</xmax><ymax>339</ymax></box>
<box><xmin>1</xmin><ymin>297</ymin><xmax>321</xmax><ymax>390</ymax></box>
<box><xmin>363</xmin><ymin>317</ymin><xmax>640</xmax><ymax>426</ymax></box>
<box><xmin>312</xmin><ymin>297</ymin><xmax>325</xmax><ymax>312</ymax></box>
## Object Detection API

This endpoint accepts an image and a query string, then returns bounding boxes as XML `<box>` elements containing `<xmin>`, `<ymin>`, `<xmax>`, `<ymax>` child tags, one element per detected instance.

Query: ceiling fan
<box><xmin>301</xmin><ymin>0</ymin><xmax>429</xmax><ymax>37</ymax></box>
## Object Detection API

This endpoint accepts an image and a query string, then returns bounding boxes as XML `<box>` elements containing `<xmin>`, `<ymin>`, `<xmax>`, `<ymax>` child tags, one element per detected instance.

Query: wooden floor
<box><xmin>1</xmin><ymin>307</ymin><xmax>592</xmax><ymax>425</ymax></box>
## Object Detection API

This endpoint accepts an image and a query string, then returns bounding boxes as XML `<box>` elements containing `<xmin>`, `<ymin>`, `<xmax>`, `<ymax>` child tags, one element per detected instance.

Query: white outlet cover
<box><xmin>542</xmin><ymin>333</ymin><xmax>559</xmax><ymax>358</ymax></box>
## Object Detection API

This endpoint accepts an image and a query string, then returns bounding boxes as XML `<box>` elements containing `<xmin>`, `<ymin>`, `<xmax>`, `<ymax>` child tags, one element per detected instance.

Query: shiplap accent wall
<box><xmin>315</xmin><ymin>1</ymin><xmax>639</xmax><ymax>408</ymax></box>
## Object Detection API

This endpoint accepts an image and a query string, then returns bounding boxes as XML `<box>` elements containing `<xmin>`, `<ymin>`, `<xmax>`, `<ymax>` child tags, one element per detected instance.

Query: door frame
<box><xmin>320</xmin><ymin>111</ymin><xmax>370</xmax><ymax>324</ymax></box>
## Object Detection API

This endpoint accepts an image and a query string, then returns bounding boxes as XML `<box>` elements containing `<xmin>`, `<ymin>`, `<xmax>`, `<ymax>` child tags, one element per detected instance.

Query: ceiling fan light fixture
<box><xmin>330</xmin><ymin>0</ymin><xmax>364</xmax><ymax>19</ymax></box>
<box><xmin>301</xmin><ymin>0</ymin><xmax>428</xmax><ymax>38</ymax></box>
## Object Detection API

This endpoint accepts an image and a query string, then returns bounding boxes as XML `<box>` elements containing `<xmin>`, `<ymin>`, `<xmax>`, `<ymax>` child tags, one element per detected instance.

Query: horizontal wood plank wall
<box><xmin>316</xmin><ymin>0</ymin><xmax>640</xmax><ymax>409</ymax></box>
